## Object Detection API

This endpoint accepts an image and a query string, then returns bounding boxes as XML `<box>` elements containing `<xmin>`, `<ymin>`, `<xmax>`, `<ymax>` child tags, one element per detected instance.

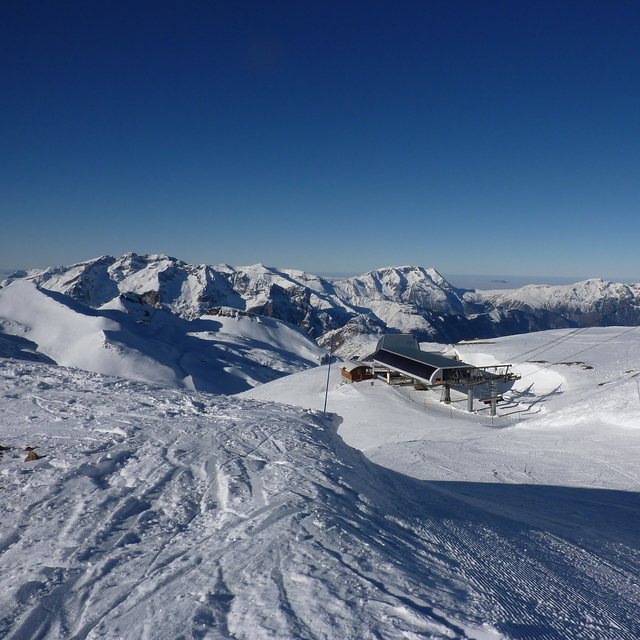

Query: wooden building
<box><xmin>341</xmin><ymin>361</ymin><xmax>374</xmax><ymax>382</ymax></box>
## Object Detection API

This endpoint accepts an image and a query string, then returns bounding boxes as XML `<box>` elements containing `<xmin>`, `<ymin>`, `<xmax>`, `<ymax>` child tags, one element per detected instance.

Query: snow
<box><xmin>467</xmin><ymin>278</ymin><xmax>640</xmax><ymax>322</ymax></box>
<box><xmin>0</xmin><ymin>281</ymin><xmax>326</xmax><ymax>394</ymax></box>
<box><xmin>1</xmin><ymin>320</ymin><xmax>640</xmax><ymax>638</ymax></box>
<box><xmin>1</xmin><ymin>359</ymin><xmax>507</xmax><ymax>640</ymax></box>
<box><xmin>246</xmin><ymin>327</ymin><xmax>640</xmax><ymax>491</ymax></box>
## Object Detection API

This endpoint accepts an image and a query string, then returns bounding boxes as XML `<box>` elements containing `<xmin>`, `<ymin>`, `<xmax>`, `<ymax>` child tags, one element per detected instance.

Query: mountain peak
<box><xmin>4</xmin><ymin>254</ymin><xmax>640</xmax><ymax>358</ymax></box>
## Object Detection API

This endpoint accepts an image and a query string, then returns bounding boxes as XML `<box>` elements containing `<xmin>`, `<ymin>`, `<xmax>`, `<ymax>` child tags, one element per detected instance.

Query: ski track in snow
<box><xmin>1</xmin><ymin>347</ymin><xmax>640</xmax><ymax>639</ymax></box>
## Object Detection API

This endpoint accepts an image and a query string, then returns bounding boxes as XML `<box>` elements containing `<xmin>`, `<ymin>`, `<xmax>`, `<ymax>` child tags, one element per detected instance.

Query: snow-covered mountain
<box><xmin>1</xmin><ymin>254</ymin><xmax>346</xmax><ymax>334</ymax></box>
<box><xmin>465</xmin><ymin>278</ymin><xmax>640</xmax><ymax>327</ymax></box>
<box><xmin>0</xmin><ymin>280</ymin><xmax>326</xmax><ymax>394</ymax></box>
<box><xmin>3</xmin><ymin>253</ymin><xmax>640</xmax><ymax>361</ymax></box>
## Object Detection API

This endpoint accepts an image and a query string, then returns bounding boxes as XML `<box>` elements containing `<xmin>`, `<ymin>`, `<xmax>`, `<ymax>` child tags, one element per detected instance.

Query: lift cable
<box><xmin>517</xmin><ymin>324</ymin><xmax>640</xmax><ymax>382</ymax></box>
<box><xmin>510</xmin><ymin>301</ymin><xmax>640</xmax><ymax>367</ymax></box>
<box><xmin>511</xmin><ymin>321</ymin><xmax>604</xmax><ymax>366</ymax></box>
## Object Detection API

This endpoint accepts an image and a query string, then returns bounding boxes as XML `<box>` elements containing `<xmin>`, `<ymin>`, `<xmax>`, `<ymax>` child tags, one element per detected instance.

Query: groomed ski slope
<box><xmin>1</xmin><ymin>327</ymin><xmax>639</xmax><ymax>639</ymax></box>
<box><xmin>2</xmin><ymin>361</ymin><xmax>508</xmax><ymax>640</ymax></box>
<box><xmin>244</xmin><ymin>327</ymin><xmax>640</xmax><ymax>638</ymax></box>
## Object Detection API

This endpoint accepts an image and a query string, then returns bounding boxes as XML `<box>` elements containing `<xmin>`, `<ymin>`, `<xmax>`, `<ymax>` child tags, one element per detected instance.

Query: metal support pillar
<box><xmin>467</xmin><ymin>385</ymin><xmax>474</xmax><ymax>412</ymax></box>
<box><xmin>443</xmin><ymin>384</ymin><xmax>451</xmax><ymax>404</ymax></box>
<box><xmin>488</xmin><ymin>379</ymin><xmax>498</xmax><ymax>417</ymax></box>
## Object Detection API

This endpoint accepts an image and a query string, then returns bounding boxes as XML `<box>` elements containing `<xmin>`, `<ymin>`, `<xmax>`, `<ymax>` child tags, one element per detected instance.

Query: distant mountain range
<box><xmin>3</xmin><ymin>253</ymin><xmax>640</xmax><ymax>359</ymax></box>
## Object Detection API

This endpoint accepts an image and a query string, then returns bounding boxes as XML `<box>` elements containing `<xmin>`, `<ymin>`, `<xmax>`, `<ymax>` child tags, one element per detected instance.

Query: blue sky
<box><xmin>2</xmin><ymin>1</ymin><xmax>640</xmax><ymax>281</ymax></box>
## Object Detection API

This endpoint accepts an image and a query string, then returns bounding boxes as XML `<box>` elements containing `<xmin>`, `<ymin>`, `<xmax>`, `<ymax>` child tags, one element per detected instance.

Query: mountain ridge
<box><xmin>3</xmin><ymin>253</ymin><xmax>640</xmax><ymax>358</ymax></box>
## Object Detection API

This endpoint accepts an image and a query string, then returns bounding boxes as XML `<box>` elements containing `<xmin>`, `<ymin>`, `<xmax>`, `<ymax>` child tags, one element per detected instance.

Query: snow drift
<box><xmin>0</xmin><ymin>280</ymin><xmax>326</xmax><ymax>394</ymax></box>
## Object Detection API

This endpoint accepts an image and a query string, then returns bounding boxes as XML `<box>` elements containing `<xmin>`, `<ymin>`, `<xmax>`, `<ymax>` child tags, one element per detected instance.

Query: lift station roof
<box><xmin>371</xmin><ymin>334</ymin><xmax>474</xmax><ymax>385</ymax></box>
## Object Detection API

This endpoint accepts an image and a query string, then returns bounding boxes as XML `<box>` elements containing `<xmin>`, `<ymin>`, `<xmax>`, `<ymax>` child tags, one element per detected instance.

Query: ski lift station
<box><xmin>369</xmin><ymin>334</ymin><xmax>520</xmax><ymax>415</ymax></box>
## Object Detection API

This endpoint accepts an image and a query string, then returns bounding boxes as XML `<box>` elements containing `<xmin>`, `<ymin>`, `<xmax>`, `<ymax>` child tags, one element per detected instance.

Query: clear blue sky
<box><xmin>2</xmin><ymin>1</ymin><xmax>640</xmax><ymax>281</ymax></box>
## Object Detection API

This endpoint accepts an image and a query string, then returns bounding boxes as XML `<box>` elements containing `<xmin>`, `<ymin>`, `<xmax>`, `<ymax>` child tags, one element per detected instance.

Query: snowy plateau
<box><xmin>1</xmin><ymin>254</ymin><xmax>640</xmax><ymax>640</ymax></box>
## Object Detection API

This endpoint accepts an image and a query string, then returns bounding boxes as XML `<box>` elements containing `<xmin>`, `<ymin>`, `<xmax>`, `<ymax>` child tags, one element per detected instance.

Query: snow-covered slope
<box><xmin>2</xmin><ymin>326</ymin><xmax>640</xmax><ymax>639</ymax></box>
<box><xmin>0</xmin><ymin>359</ymin><xmax>508</xmax><ymax>640</ymax></box>
<box><xmin>245</xmin><ymin>326</ymin><xmax>640</xmax><ymax>489</ymax></box>
<box><xmin>0</xmin><ymin>280</ymin><xmax>326</xmax><ymax>394</ymax></box>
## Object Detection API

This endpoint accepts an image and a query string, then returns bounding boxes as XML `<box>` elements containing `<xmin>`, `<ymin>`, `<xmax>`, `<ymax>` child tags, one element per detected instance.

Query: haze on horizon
<box><xmin>2</xmin><ymin>1</ymin><xmax>640</xmax><ymax>282</ymax></box>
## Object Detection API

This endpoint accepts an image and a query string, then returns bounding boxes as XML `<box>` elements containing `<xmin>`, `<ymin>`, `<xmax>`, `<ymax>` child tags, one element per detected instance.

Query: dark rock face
<box><xmin>4</xmin><ymin>254</ymin><xmax>640</xmax><ymax>356</ymax></box>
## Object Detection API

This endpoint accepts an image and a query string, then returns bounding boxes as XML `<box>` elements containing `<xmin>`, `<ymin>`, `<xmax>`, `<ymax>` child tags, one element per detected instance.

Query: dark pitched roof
<box><xmin>374</xmin><ymin>334</ymin><xmax>470</xmax><ymax>370</ymax></box>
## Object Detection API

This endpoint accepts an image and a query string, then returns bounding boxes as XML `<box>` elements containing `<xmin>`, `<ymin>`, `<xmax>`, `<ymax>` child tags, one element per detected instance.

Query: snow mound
<box><xmin>0</xmin><ymin>281</ymin><xmax>326</xmax><ymax>394</ymax></box>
